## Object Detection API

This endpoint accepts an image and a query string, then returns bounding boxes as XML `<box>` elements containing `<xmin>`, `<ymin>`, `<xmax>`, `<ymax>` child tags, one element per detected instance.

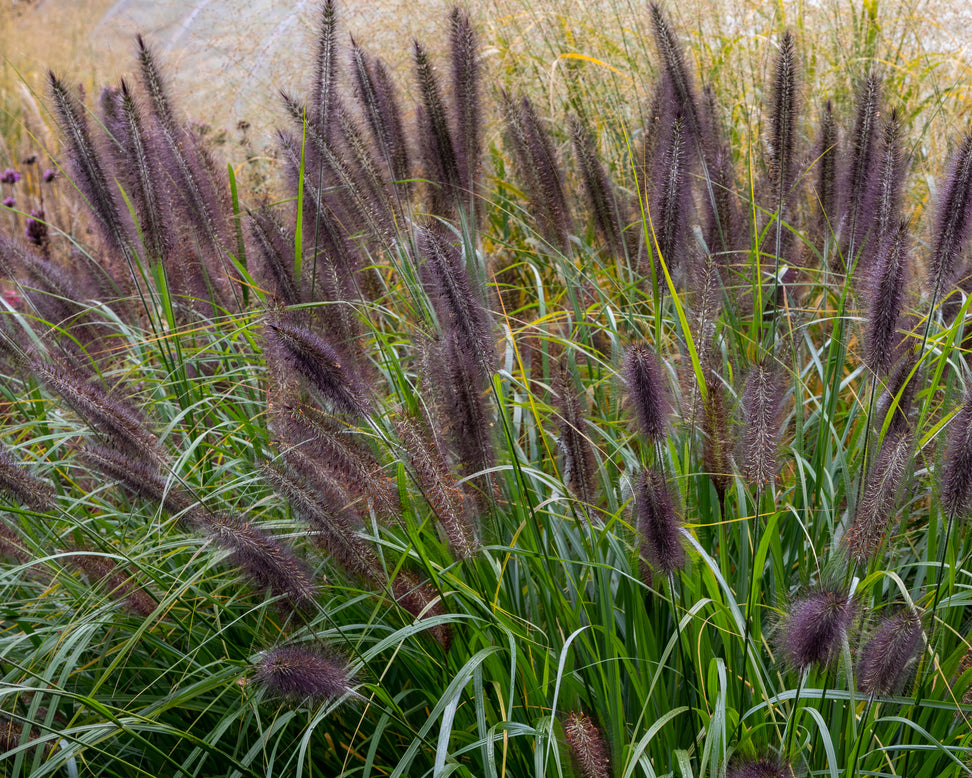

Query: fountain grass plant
<box><xmin>3</xmin><ymin>0</ymin><xmax>972</xmax><ymax>776</ymax></box>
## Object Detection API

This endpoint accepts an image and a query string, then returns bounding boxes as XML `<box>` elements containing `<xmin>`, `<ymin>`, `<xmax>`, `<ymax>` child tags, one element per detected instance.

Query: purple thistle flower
<box><xmin>255</xmin><ymin>646</ymin><xmax>352</xmax><ymax>701</ymax></box>
<box><xmin>0</xmin><ymin>169</ymin><xmax>21</xmax><ymax>185</ymax></box>
<box><xmin>780</xmin><ymin>587</ymin><xmax>856</xmax><ymax>672</ymax></box>
<box><xmin>857</xmin><ymin>609</ymin><xmax>923</xmax><ymax>696</ymax></box>
<box><xmin>43</xmin><ymin>169</ymin><xmax>56</xmax><ymax>183</ymax></box>
<box><xmin>2</xmin><ymin>197</ymin><xmax>14</xmax><ymax>209</ymax></box>
<box><xmin>563</xmin><ymin>711</ymin><xmax>611</xmax><ymax>778</ymax></box>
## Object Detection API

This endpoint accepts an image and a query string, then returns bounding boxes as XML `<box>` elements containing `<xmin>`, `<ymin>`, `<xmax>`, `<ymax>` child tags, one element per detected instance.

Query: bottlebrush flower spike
<box><xmin>740</xmin><ymin>360</ymin><xmax>786</xmax><ymax>486</ymax></box>
<box><xmin>857</xmin><ymin>609</ymin><xmax>923</xmax><ymax>696</ymax></box>
<box><xmin>256</xmin><ymin>646</ymin><xmax>352</xmax><ymax>701</ymax></box>
<box><xmin>563</xmin><ymin>711</ymin><xmax>611</xmax><ymax>778</ymax></box>
<box><xmin>940</xmin><ymin>383</ymin><xmax>972</xmax><ymax>518</ymax></box>
<box><xmin>780</xmin><ymin>587</ymin><xmax>856</xmax><ymax>671</ymax></box>
<box><xmin>725</xmin><ymin>757</ymin><xmax>792</xmax><ymax>778</ymax></box>
<box><xmin>0</xmin><ymin>445</ymin><xmax>55</xmax><ymax>512</ymax></box>
<box><xmin>634</xmin><ymin>468</ymin><xmax>686</xmax><ymax>577</ymax></box>
<box><xmin>552</xmin><ymin>356</ymin><xmax>598</xmax><ymax>511</ymax></box>
<box><xmin>843</xmin><ymin>72</ymin><xmax>882</xmax><ymax>268</ymax></box>
<box><xmin>864</xmin><ymin>220</ymin><xmax>910</xmax><ymax>377</ymax></box>
<box><xmin>930</xmin><ymin>130</ymin><xmax>972</xmax><ymax>296</ymax></box>
<box><xmin>450</xmin><ymin>6</ymin><xmax>481</xmax><ymax>207</ymax></box>
<box><xmin>768</xmin><ymin>31</ymin><xmax>798</xmax><ymax>203</ymax></box>
<box><xmin>623</xmin><ymin>343</ymin><xmax>669</xmax><ymax>445</ymax></box>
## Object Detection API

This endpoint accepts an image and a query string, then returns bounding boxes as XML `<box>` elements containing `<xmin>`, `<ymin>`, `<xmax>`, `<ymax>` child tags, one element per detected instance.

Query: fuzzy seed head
<box><xmin>635</xmin><ymin>468</ymin><xmax>686</xmax><ymax>576</ymax></box>
<box><xmin>857</xmin><ymin>609</ymin><xmax>923</xmax><ymax>697</ymax></box>
<box><xmin>940</xmin><ymin>384</ymin><xmax>972</xmax><ymax>518</ymax></box>
<box><xmin>563</xmin><ymin>712</ymin><xmax>611</xmax><ymax>778</ymax></box>
<box><xmin>726</xmin><ymin>757</ymin><xmax>791</xmax><ymax>778</ymax></box>
<box><xmin>256</xmin><ymin>646</ymin><xmax>351</xmax><ymax>701</ymax></box>
<box><xmin>780</xmin><ymin>587</ymin><xmax>856</xmax><ymax>671</ymax></box>
<box><xmin>623</xmin><ymin>344</ymin><xmax>669</xmax><ymax>444</ymax></box>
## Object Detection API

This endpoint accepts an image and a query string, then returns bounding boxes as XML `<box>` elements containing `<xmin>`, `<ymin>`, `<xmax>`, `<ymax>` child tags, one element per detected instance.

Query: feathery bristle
<box><xmin>768</xmin><ymin>31</ymin><xmax>798</xmax><ymax>201</ymax></box>
<box><xmin>397</xmin><ymin>414</ymin><xmax>478</xmax><ymax>558</ymax></box>
<box><xmin>843</xmin><ymin>72</ymin><xmax>882</xmax><ymax>267</ymax></box>
<box><xmin>623</xmin><ymin>344</ymin><xmax>670</xmax><ymax>444</ymax></box>
<box><xmin>702</xmin><ymin>367</ymin><xmax>732</xmax><ymax>501</ymax></box>
<box><xmin>857</xmin><ymin>609</ymin><xmax>923</xmax><ymax>696</ymax></box>
<box><xmin>33</xmin><ymin>359</ymin><xmax>161</xmax><ymax>461</ymax></box>
<box><xmin>248</xmin><ymin>207</ymin><xmax>301</xmax><ymax>307</ymax></box>
<box><xmin>450</xmin><ymin>6</ymin><xmax>481</xmax><ymax>206</ymax></box>
<box><xmin>418</xmin><ymin>225</ymin><xmax>493</xmax><ymax>372</ymax></box>
<box><xmin>939</xmin><ymin>383</ymin><xmax>972</xmax><ymax>518</ymax></box>
<box><xmin>0</xmin><ymin>445</ymin><xmax>55</xmax><ymax>512</ymax></box>
<box><xmin>815</xmin><ymin>100</ymin><xmax>840</xmax><ymax>249</ymax></box>
<box><xmin>568</xmin><ymin>114</ymin><xmax>626</xmax><ymax>256</ymax></box>
<box><xmin>780</xmin><ymin>587</ymin><xmax>856</xmax><ymax>671</ymax></box>
<box><xmin>312</xmin><ymin>0</ymin><xmax>339</xmax><ymax>135</ymax></box>
<box><xmin>563</xmin><ymin>711</ymin><xmax>611</xmax><ymax>778</ymax></box>
<box><xmin>256</xmin><ymin>645</ymin><xmax>351</xmax><ymax>701</ymax></box>
<box><xmin>349</xmin><ymin>40</ymin><xmax>394</xmax><ymax>183</ymax></box>
<box><xmin>635</xmin><ymin>468</ymin><xmax>685</xmax><ymax>576</ymax></box>
<box><xmin>864</xmin><ymin>220</ymin><xmax>910</xmax><ymax>376</ymax></box>
<box><xmin>79</xmin><ymin>442</ymin><xmax>191</xmax><ymax>517</ymax></box>
<box><xmin>740</xmin><ymin>361</ymin><xmax>786</xmax><ymax>487</ymax></box>
<box><xmin>518</xmin><ymin>96</ymin><xmax>574</xmax><ymax>247</ymax></box>
<box><xmin>414</xmin><ymin>40</ymin><xmax>463</xmax><ymax>213</ymax></box>
<box><xmin>48</xmin><ymin>73</ymin><xmax>134</xmax><ymax>264</ymax></box>
<box><xmin>870</xmin><ymin>111</ymin><xmax>905</xmax><ymax>266</ymax></box>
<box><xmin>260</xmin><ymin>461</ymin><xmax>381</xmax><ymax>579</ymax></box>
<box><xmin>336</xmin><ymin>107</ymin><xmax>395</xmax><ymax>233</ymax></box>
<box><xmin>264</xmin><ymin>318</ymin><xmax>369</xmax><ymax>417</ymax></box>
<box><xmin>370</xmin><ymin>58</ymin><xmax>411</xmax><ymax>187</ymax></box>
<box><xmin>845</xmin><ymin>425</ymin><xmax>913</xmax><ymax>563</ymax></box>
<box><xmin>204</xmin><ymin>513</ymin><xmax>317</xmax><ymax>610</ymax></box>
<box><xmin>68</xmin><ymin>551</ymin><xmax>157</xmax><ymax>617</ymax></box>
<box><xmin>648</xmin><ymin>110</ymin><xmax>690</xmax><ymax>279</ymax></box>
<box><xmin>552</xmin><ymin>356</ymin><xmax>598</xmax><ymax>510</ymax></box>
<box><xmin>929</xmin><ymin>130</ymin><xmax>972</xmax><ymax>295</ymax></box>
<box><xmin>648</xmin><ymin>4</ymin><xmax>699</xmax><ymax>131</ymax></box>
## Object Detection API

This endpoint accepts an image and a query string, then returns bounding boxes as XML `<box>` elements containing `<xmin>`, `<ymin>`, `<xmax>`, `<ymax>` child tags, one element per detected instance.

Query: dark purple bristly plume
<box><xmin>414</xmin><ymin>40</ymin><xmax>463</xmax><ymax>214</ymax></box>
<box><xmin>929</xmin><ymin>130</ymin><xmax>972</xmax><ymax>297</ymax></box>
<box><xmin>648</xmin><ymin>111</ymin><xmax>690</xmax><ymax>280</ymax></box>
<box><xmin>450</xmin><ymin>6</ymin><xmax>481</xmax><ymax>211</ymax></box>
<box><xmin>68</xmin><ymin>551</ymin><xmax>157</xmax><ymax>617</ymax></box>
<box><xmin>867</xmin><ymin>110</ymin><xmax>905</xmax><ymax>272</ymax></box>
<box><xmin>843</xmin><ymin>72</ymin><xmax>882</xmax><ymax>269</ymax></box>
<box><xmin>48</xmin><ymin>73</ymin><xmax>136</xmax><ymax>266</ymax></box>
<box><xmin>623</xmin><ymin>343</ymin><xmax>669</xmax><ymax>444</ymax></box>
<box><xmin>418</xmin><ymin>225</ymin><xmax>493</xmax><ymax>374</ymax></box>
<box><xmin>247</xmin><ymin>206</ymin><xmax>301</xmax><ymax>307</ymax></box>
<box><xmin>263</xmin><ymin>317</ymin><xmax>370</xmax><ymax>417</ymax></box>
<box><xmin>702</xmin><ymin>367</ymin><xmax>732</xmax><ymax>501</ymax></box>
<box><xmin>256</xmin><ymin>645</ymin><xmax>352</xmax><ymax>701</ymax></box>
<box><xmin>634</xmin><ymin>467</ymin><xmax>686</xmax><ymax>577</ymax></box>
<box><xmin>349</xmin><ymin>39</ymin><xmax>398</xmax><ymax>187</ymax></box>
<box><xmin>857</xmin><ymin>609</ymin><xmax>923</xmax><ymax>696</ymax></box>
<box><xmin>768</xmin><ymin>31</ymin><xmax>798</xmax><ymax>206</ymax></box>
<box><xmin>649</xmin><ymin>4</ymin><xmax>699</xmax><ymax>133</ymax></box>
<box><xmin>845</xmin><ymin>424</ymin><xmax>913</xmax><ymax>563</ymax></box>
<box><xmin>740</xmin><ymin>360</ymin><xmax>786</xmax><ymax>486</ymax></box>
<box><xmin>563</xmin><ymin>711</ymin><xmax>611</xmax><ymax>778</ymax></box>
<box><xmin>392</xmin><ymin>569</ymin><xmax>452</xmax><ymax>649</ymax></box>
<box><xmin>203</xmin><ymin>512</ymin><xmax>317</xmax><ymax>611</ymax></box>
<box><xmin>568</xmin><ymin>114</ymin><xmax>627</xmax><ymax>257</ymax></box>
<box><xmin>864</xmin><ymin>220</ymin><xmax>910</xmax><ymax>376</ymax></box>
<box><xmin>780</xmin><ymin>587</ymin><xmax>856</xmax><ymax>671</ymax></box>
<box><xmin>939</xmin><ymin>383</ymin><xmax>972</xmax><ymax>518</ymax></box>
<box><xmin>552</xmin><ymin>356</ymin><xmax>598</xmax><ymax>511</ymax></box>
<box><xmin>397</xmin><ymin>413</ymin><xmax>478</xmax><ymax>559</ymax></box>
<box><xmin>312</xmin><ymin>0</ymin><xmax>338</xmax><ymax>136</ymax></box>
<box><xmin>80</xmin><ymin>442</ymin><xmax>192</xmax><ymax>517</ymax></box>
<box><xmin>33</xmin><ymin>358</ymin><xmax>162</xmax><ymax>462</ymax></box>
<box><xmin>0</xmin><ymin>445</ymin><xmax>55</xmax><ymax>512</ymax></box>
<box><xmin>370</xmin><ymin>57</ymin><xmax>411</xmax><ymax>188</ymax></box>
<box><xmin>815</xmin><ymin>101</ymin><xmax>840</xmax><ymax>252</ymax></box>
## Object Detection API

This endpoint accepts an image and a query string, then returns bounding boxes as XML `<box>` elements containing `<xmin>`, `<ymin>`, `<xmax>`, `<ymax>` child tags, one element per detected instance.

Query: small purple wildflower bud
<box><xmin>2</xmin><ymin>197</ymin><xmax>14</xmax><ymax>209</ymax></box>
<box><xmin>0</xmin><ymin>169</ymin><xmax>21</xmax><ymax>184</ymax></box>
<box><xmin>780</xmin><ymin>587</ymin><xmax>856</xmax><ymax>672</ymax></box>
<box><xmin>22</xmin><ymin>155</ymin><xmax>37</xmax><ymax>166</ymax></box>
<box><xmin>255</xmin><ymin>646</ymin><xmax>352</xmax><ymax>701</ymax></box>
<box><xmin>857</xmin><ymin>609</ymin><xmax>923</xmax><ymax>696</ymax></box>
<box><xmin>25</xmin><ymin>209</ymin><xmax>48</xmax><ymax>248</ymax></box>
<box><xmin>43</xmin><ymin>169</ymin><xmax>57</xmax><ymax>183</ymax></box>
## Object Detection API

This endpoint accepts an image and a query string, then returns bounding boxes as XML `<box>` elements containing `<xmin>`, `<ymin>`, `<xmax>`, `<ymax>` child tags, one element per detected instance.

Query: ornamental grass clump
<box><xmin>4</xmin><ymin>0</ymin><xmax>972</xmax><ymax>775</ymax></box>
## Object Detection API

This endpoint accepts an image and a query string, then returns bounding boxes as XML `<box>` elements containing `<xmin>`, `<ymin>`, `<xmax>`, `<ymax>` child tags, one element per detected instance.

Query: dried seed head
<box><xmin>255</xmin><ymin>645</ymin><xmax>352</xmax><ymax>701</ymax></box>
<box><xmin>740</xmin><ymin>361</ymin><xmax>786</xmax><ymax>486</ymax></box>
<box><xmin>563</xmin><ymin>711</ymin><xmax>611</xmax><ymax>778</ymax></box>
<box><xmin>623</xmin><ymin>344</ymin><xmax>669</xmax><ymax>444</ymax></box>
<box><xmin>857</xmin><ymin>609</ymin><xmax>923</xmax><ymax>696</ymax></box>
<box><xmin>780</xmin><ymin>587</ymin><xmax>856</xmax><ymax>672</ymax></box>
